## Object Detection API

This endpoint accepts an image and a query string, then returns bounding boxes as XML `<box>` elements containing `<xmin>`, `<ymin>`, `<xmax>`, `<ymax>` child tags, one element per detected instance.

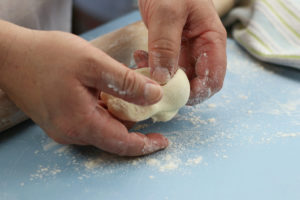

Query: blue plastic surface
<box><xmin>1</xmin><ymin>11</ymin><xmax>300</xmax><ymax>200</ymax></box>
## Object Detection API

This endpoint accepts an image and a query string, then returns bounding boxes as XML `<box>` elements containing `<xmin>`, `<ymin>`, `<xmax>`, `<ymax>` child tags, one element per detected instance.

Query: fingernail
<box><xmin>150</xmin><ymin>137</ymin><xmax>169</xmax><ymax>152</ymax></box>
<box><xmin>144</xmin><ymin>83</ymin><xmax>162</xmax><ymax>104</ymax></box>
<box><xmin>161</xmin><ymin>136</ymin><xmax>169</xmax><ymax>147</ymax></box>
<box><xmin>142</xmin><ymin>136</ymin><xmax>169</xmax><ymax>154</ymax></box>
<box><xmin>152</xmin><ymin>67</ymin><xmax>171</xmax><ymax>84</ymax></box>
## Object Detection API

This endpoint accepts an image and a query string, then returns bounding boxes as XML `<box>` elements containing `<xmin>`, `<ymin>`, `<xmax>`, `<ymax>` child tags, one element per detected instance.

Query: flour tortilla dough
<box><xmin>101</xmin><ymin>68</ymin><xmax>190</xmax><ymax>122</ymax></box>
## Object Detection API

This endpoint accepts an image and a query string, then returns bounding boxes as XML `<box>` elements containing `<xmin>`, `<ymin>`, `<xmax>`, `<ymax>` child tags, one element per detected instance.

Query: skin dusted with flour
<box><xmin>101</xmin><ymin>68</ymin><xmax>190</xmax><ymax>122</ymax></box>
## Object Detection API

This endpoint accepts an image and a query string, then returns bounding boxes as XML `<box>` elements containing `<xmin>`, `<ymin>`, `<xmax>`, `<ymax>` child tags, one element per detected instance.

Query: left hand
<box><xmin>0</xmin><ymin>23</ymin><xmax>167</xmax><ymax>156</ymax></box>
<box><xmin>138</xmin><ymin>0</ymin><xmax>227</xmax><ymax>105</ymax></box>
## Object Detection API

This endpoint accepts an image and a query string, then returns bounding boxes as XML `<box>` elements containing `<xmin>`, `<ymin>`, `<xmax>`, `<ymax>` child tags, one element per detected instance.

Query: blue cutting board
<box><xmin>0</xmin><ymin>11</ymin><xmax>300</xmax><ymax>200</ymax></box>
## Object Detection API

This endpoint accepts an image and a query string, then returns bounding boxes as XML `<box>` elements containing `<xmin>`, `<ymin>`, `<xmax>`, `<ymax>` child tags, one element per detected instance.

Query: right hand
<box><xmin>0</xmin><ymin>21</ymin><xmax>168</xmax><ymax>156</ymax></box>
<box><xmin>138</xmin><ymin>0</ymin><xmax>227</xmax><ymax>105</ymax></box>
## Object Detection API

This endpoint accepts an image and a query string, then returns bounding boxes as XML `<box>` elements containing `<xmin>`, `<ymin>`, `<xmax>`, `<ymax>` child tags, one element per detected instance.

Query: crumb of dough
<box><xmin>149</xmin><ymin>175</ymin><xmax>155</xmax><ymax>179</ymax></box>
<box><xmin>208</xmin><ymin>118</ymin><xmax>216</xmax><ymax>123</ymax></box>
<box><xmin>207</xmin><ymin>103</ymin><xmax>217</xmax><ymax>108</ymax></box>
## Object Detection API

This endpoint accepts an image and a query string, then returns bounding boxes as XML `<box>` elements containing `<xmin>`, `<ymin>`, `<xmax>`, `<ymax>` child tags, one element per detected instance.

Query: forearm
<box><xmin>0</xmin><ymin>20</ymin><xmax>32</xmax><ymax>90</ymax></box>
<box><xmin>0</xmin><ymin>20</ymin><xmax>30</xmax><ymax>131</ymax></box>
<box><xmin>0</xmin><ymin>19</ymin><xmax>40</xmax><ymax>120</ymax></box>
<box><xmin>0</xmin><ymin>20</ymin><xmax>18</xmax><ymax>81</ymax></box>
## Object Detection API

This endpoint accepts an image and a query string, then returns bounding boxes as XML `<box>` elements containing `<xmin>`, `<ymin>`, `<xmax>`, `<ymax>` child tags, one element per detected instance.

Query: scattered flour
<box><xmin>208</xmin><ymin>118</ymin><xmax>216</xmax><ymax>123</ymax></box>
<box><xmin>55</xmin><ymin>146</ymin><xmax>69</xmax><ymax>154</ymax></box>
<box><xmin>43</xmin><ymin>141</ymin><xmax>58</xmax><ymax>151</ymax></box>
<box><xmin>29</xmin><ymin>165</ymin><xmax>62</xmax><ymax>181</ymax></box>
<box><xmin>185</xmin><ymin>156</ymin><xmax>203</xmax><ymax>166</ymax></box>
<box><xmin>84</xmin><ymin>158</ymin><xmax>104</xmax><ymax>170</ymax></box>
<box><xmin>276</xmin><ymin>132</ymin><xmax>300</xmax><ymax>138</ymax></box>
<box><xmin>207</xmin><ymin>103</ymin><xmax>217</xmax><ymax>108</ymax></box>
<box><xmin>132</xmin><ymin>160</ymin><xmax>138</xmax><ymax>165</ymax></box>
<box><xmin>158</xmin><ymin>155</ymin><xmax>181</xmax><ymax>172</ymax></box>
<box><xmin>238</xmin><ymin>94</ymin><xmax>248</xmax><ymax>100</ymax></box>
<box><xmin>145</xmin><ymin>154</ymin><xmax>204</xmax><ymax>172</ymax></box>
<box><xmin>29</xmin><ymin>88</ymin><xmax>299</xmax><ymax>182</ymax></box>
<box><xmin>280</xmin><ymin>100</ymin><xmax>300</xmax><ymax>112</ymax></box>
<box><xmin>159</xmin><ymin>161</ymin><xmax>179</xmax><ymax>172</ymax></box>
<box><xmin>146</xmin><ymin>158</ymin><xmax>161</xmax><ymax>167</ymax></box>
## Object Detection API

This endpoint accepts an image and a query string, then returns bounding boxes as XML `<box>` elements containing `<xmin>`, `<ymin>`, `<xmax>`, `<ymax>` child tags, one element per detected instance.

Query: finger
<box><xmin>145</xmin><ymin>1</ymin><xmax>188</xmax><ymax>84</ymax></box>
<box><xmin>178</xmin><ymin>39</ymin><xmax>195</xmax><ymax>80</ymax></box>
<box><xmin>185</xmin><ymin>1</ymin><xmax>227</xmax><ymax>105</ymax></box>
<box><xmin>47</xmin><ymin>130</ymin><xmax>88</xmax><ymax>146</ymax></box>
<box><xmin>78</xmin><ymin>49</ymin><xmax>163</xmax><ymax>106</ymax></box>
<box><xmin>133</xmin><ymin>50</ymin><xmax>149</xmax><ymax>69</ymax></box>
<box><xmin>85</xmin><ymin>106</ymin><xmax>168</xmax><ymax>156</ymax></box>
<box><xmin>187</xmin><ymin>35</ymin><xmax>227</xmax><ymax>105</ymax></box>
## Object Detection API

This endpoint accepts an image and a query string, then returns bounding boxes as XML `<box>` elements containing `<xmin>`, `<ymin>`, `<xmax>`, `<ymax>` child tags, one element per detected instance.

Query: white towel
<box><xmin>224</xmin><ymin>0</ymin><xmax>300</xmax><ymax>69</ymax></box>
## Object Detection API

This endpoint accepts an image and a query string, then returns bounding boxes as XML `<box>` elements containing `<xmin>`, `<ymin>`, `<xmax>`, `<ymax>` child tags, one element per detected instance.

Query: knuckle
<box><xmin>150</xmin><ymin>38</ymin><xmax>178</xmax><ymax>58</ymax></box>
<box><xmin>217</xmin><ymin>26</ymin><xmax>227</xmax><ymax>44</ymax></box>
<box><xmin>202</xmin><ymin>15</ymin><xmax>227</xmax><ymax>40</ymax></box>
<box><xmin>84</xmin><ymin>56</ymin><xmax>99</xmax><ymax>75</ymax></box>
<box><xmin>114</xmin><ymin>141</ymin><xmax>130</xmax><ymax>156</ymax></box>
<box><xmin>84</xmin><ymin>54</ymin><xmax>98</xmax><ymax>68</ymax></box>
<box><xmin>156</xmin><ymin>2</ymin><xmax>183</xmax><ymax>18</ymax></box>
<box><xmin>80</xmin><ymin>54</ymin><xmax>103</xmax><ymax>88</ymax></box>
<box><xmin>217</xmin><ymin>27</ymin><xmax>227</xmax><ymax>44</ymax></box>
<box><xmin>122</xmin><ymin>69</ymin><xmax>139</xmax><ymax>97</ymax></box>
<box><xmin>220</xmin><ymin>25</ymin><xmax>227</xmax><ymax>39</ymax></box>
<box><xmin>201</xmin><ymin>30</ymin><xmax>227</xmax><ymax>47</ymax></box>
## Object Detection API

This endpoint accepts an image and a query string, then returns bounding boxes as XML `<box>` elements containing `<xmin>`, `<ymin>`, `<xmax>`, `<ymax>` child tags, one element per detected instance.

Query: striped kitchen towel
<box><xmin>224</xmin><ymin>0</ymin><xmax>300</xmax><ymax>69</ymax></box>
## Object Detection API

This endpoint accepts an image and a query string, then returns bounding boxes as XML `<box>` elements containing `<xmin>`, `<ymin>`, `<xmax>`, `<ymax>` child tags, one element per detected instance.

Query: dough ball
<box><xmin>101</xmin><ymin>68</ymin><xmax>190</xmax><ymax>122</ymax></box>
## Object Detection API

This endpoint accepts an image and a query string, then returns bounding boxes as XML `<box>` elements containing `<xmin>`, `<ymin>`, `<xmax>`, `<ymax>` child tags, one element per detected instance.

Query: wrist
<box><xmin>0</xmin><ymin>20</ymin><xmax>33</xmax><ymax>90</ymax></box>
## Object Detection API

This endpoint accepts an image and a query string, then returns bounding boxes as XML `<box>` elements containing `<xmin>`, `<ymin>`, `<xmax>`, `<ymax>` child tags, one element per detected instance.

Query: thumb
<box><xmin>79</xmin><ymin>50</ymin><xmax>162</xmax><ymax>106</ymax></box>
<box><xmin>144</xmin><ymin>2</ymin><xmax>187</xmax><ymax>84</ymax></box>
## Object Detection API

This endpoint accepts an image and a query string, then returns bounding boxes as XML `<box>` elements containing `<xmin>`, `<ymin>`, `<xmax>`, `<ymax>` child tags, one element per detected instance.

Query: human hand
<box><xmin>138</xmin><ymin>0</ymin><xmax>227</xmax><ymax>105</ymax></box>
<box><xmin>0</xmin><ymin>21</ymin><xmax>168</xmax><ymax>156</ymax></box>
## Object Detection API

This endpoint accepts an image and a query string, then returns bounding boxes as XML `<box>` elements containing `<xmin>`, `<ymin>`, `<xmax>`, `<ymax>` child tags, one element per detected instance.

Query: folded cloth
<box><xmin>224</xmin><ymin>0</ymin><xmax>300</xmax><ymax>69</ymax></box>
